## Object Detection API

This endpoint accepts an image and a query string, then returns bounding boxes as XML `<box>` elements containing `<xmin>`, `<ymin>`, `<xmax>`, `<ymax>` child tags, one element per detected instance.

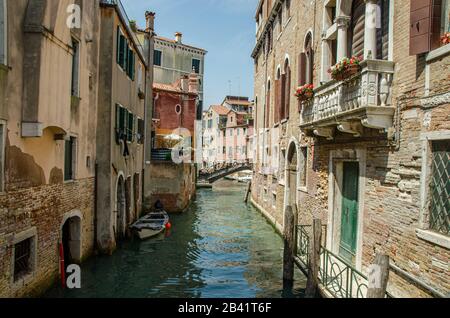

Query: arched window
<box><xmin>274</xmin><ymin>67</ymin><xmax>281</xmax><ymax>124</ymax></box>
<box><xmin>299</xmin><ymin>32</ymin><xmax>314</xmax><ymax>86</ymax></box>
<box><xmin>0</xmin><ymin>0</ymin><xmax>6</xmax><ymax>65</ymax></box>
<box><xmin>265</xmin><ymin>81</ymin><xmax>271</xmax><ymax>128</ymax></box>
<box><xmin>282</xmin><ymin>58</ymin><xmax>291</xmax><ymax>120</ymax></box>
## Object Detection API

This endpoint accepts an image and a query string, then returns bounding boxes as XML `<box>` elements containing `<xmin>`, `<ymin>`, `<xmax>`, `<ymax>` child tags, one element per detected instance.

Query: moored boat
<box><xmin>130</xmin><ymin>211</ymin><xmax>170</xmax><ymax>240</ymax></box>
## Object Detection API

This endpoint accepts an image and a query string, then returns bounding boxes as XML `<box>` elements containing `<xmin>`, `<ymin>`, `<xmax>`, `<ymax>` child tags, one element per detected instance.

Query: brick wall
<box><xmin>0</xmin><ymin>178</ymin><xmax>95</xmax><ymax>297</ymax></box>
<box><xmin>252</xmin><ymin>0</ymin><xmax>449</xmax><ymax>297</ymax></box>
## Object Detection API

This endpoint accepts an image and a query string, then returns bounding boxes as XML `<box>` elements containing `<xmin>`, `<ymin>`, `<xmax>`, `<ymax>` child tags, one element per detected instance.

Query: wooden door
<box><xmin>339</xmin><ymin>162</ymin><xmax>359</xmax><ymax>264</ymax></box>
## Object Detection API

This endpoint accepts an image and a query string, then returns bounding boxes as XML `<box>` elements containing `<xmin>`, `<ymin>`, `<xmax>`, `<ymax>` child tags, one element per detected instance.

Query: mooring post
<box><xmin>283</xmin><ymin>205</ymin><xmax>295</xmax><ymax>289</ymax></box>
<box><xmin>244</xmin><ymin>181</ymin><xmax>252</xmax><ymax>203</ymax></box>
<box><xmin>366</xmin><ymin>254</ymin><xmax>390</xmax><ymax>298</ymax></box>
<box><xmin>305</xmin><ymin>218</ymin><xmax>322</xmax><ymax>298</ymax></box>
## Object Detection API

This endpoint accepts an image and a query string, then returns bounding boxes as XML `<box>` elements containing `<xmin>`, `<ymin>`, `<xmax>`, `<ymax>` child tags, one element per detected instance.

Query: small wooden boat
<box><xmin>130</xmin><ymin>211</ymin><xmax>170</xmax><ymax>240</ymax></box>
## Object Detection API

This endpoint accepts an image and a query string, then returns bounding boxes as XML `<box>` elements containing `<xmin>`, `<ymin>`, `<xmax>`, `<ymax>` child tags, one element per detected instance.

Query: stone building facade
<box><xmin>0</xmin><ymin>0</ymin><xmax>100</xmax><ymax>297</ymax></box>
<box><xmin>251</xmin><ymin>0</ymin><xmax>449</xmax><ymax>298</ymax></box>
<box><xmin>96</xmin><ymin>3</ymin><xmax>154</xmax><ymax>254</ymax></box>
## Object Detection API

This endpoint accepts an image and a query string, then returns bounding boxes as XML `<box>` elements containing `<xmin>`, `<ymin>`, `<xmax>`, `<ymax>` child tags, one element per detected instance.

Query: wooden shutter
<box><xmin>377</xmin><ymin>0</ymin><xmax>390</xmax><ymax>60</ymax></box>
<box><xmin>281</xmin><ymin>73</ymin><xmax>286</xmax><ymax>120</ymax></box>
<box><xmin>274</xmin><ymin>79</ymin><xmax>281</xmax><ymax>124</ymax></box>
<box><xmin>0</xmin><ymin>0</ymin><xmax>5</xmax><ymax>64</ymax></box>
<box><xmin>115</xmin><ymin>104</ymin><xmax>121</xmax><ymax>144</ymax></box>
<box><xmin>284</xmin><ymin>68</ymin><xmax>291</xmax><ymax>119</ymax></box>
<box><xmin>298</xmin><ymin>53</ymin><xmax>307</xmax><ymax>86</ymax></box>
<box><xmin>351</xmin><ymin>0</ymin><xmax>365</xmax><ymax>57</ymax></box>
<box><xmin>116</xmin><ymin>27</ymin><xmax>120</xmax><ymax>64</ymax></box>
<box><xmin>410</xmin><ymin>0</ymin><xmax>442</xmax><ymax>55</ymax></box>
<box><xmin>265</xmin><ymin>86</ymin><xmax>271</xmax><ymax>128</ymax></box>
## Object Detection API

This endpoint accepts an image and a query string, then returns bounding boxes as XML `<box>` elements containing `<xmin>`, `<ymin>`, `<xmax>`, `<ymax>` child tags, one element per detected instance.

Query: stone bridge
<box><xmin>199</xmin><ymin>163</ymin><xmax>253</xmax><ymax>183</ymax></box>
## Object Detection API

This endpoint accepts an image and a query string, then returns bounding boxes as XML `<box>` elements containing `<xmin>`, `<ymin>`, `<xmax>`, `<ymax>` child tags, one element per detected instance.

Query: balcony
<box><xmin>300</xmin><ymin>60</ymin><xmax>395</xmax><ymax>140</ymax></box>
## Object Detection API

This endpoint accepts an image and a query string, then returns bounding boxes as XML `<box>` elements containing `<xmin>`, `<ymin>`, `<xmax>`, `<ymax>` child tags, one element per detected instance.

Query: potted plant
<box><xmin>441</xmin><ymin>32</ymin><xmax>450</xmax><ymax>45</ymax></box>
<box><xmin>295</xmin><ymin>84</ymin><xmax>315</xmax><ymax>101</ymax></box>
<box><xmin>328</xmin><ymin>55</ymin><xmax>363</xmax><ymax>81</ymax></box>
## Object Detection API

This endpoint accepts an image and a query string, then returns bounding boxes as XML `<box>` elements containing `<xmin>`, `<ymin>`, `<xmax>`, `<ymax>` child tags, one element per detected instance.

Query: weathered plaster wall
<box><xmin>149</xmin><ymin>162</ymin><xmax>196</xmax><ymax>213</ymax></box>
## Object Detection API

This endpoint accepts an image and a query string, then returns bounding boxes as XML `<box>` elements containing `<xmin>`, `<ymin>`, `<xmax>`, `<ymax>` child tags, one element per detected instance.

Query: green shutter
<box><xmin>118</xmin><ymin>32</ymin><xmax>126</xmax><ymax>68</ymax></box>
<box><xmin>116</xmin><ymin>27</ymin><xmax>120</xmax><ymax>64</ymax></box>
<box><xmin>127</xmin><ymin>112</ymin><xmax>134</xmax><ymax>142</ymax></box>
<box><xmin>64</xmin><ymin>139</ymin><xmax>73</xmax><ymax>181</ymax></box>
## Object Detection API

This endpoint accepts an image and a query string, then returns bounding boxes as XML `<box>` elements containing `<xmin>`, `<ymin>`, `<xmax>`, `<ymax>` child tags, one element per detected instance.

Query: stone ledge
<box><xmin>416</xmin><ymin>229</ymin><xmax>450</xmax><ymax>250</ymax></box>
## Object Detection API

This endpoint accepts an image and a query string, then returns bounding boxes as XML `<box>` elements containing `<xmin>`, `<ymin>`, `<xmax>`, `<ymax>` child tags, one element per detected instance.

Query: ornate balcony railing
<box><xmin>296</xmin><ymin>225</ymin><xmax>392</xmax><ymax>298</ymax></box>
<box><xmin>300</xmin><ymin>59</ymin><xmax>395</xmax><ymax>139</ymax></box>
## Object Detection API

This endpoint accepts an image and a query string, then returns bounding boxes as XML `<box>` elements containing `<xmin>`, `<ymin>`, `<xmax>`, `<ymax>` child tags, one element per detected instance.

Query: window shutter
<box><xmin>410</xmin><ymin>0</ymin><xmax>441</xmax><ymax>55</ymax></box>
<box><xmin>298</xmin><ymin>53</ymin><xmax>307</xmax><ymax>86</ymax></box>
<box><xmin>285</xmin><ymin>68</ymin><xmax>291</xmax><ymax>119</ymax></box>
<box><xmin>274</xmin><ymin>79</ymin><xmax>281</xmax><ymax>124</ymax></box>
<box><xmin>351</xmin><ymin>0</ymin><xmax>365</xmax><ymax>57</ymax></box>
<box><xmin>127</xmin><ymin>111</ymin><xmax>133</xmax><ymax>142</ymax></box>
<box><xmin>377</xmin><ymin>0</ymin><xmax>390</xmax><ymax>60</ymax></box>
<box><xmin>0</xmin><ymin>0</ymin><xmax>5</xmax><ymax>65</ymax></box>
<box><xmin>116</xmin><ymin>27</ymin><xmax>120</xmax><ymax>64</ymax></box>
<box><xmin>115</xmin><ymin>104</ymin><xmax>121</xmax><ymax>144</ymax></box>
<box><xmin>265</xmin><ymin>86</ymin><xmax>271</xmax><ymax>128</ymax></box>
<box><xmin>281</xmin><ymin>73</ymin><xmax>286</xmax><ymax>120</ymax></box>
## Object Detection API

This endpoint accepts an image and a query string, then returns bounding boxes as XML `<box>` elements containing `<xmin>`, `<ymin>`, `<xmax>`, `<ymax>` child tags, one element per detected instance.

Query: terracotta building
<box><xmin>251</xmin><ymin>0</ymin><xmax>449</xmax><ymax>298</ymax></box>
<box><xmin>202</xmin><ymin>96</ymin><xmax>254</xmax><ymax>168</ymax></box>
<box><xmin>148</xmin><ymin>73</ymin><xmax>199</xmax><ymax>213</ymax></box>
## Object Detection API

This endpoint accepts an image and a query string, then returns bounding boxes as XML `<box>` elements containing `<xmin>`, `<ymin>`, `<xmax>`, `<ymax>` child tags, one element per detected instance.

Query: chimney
<box><xmin>145</xmin><ymin>11</ymin><xmax>155</xmax><ymax>32</ymax></box>
<box><xmin>175</xmin><ymin>32</ymin><xmax>183</xmax><ymax>43</ymax></box>
<box><xmin>188</xmin><ymin>72</ymin><xmax>199</xmax><ymax>94</ymax></box>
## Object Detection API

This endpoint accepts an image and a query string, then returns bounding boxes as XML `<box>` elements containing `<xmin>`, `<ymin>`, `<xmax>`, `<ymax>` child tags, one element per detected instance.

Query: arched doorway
<box><xmin>61</xmin><ymin>215</ymin><xmax>81</xmax><ymax>265</ymax></box>
<box><xmin>116</xmin><ymin>175</ymin><xmax>126</xmax><ymax>240</ymax></box>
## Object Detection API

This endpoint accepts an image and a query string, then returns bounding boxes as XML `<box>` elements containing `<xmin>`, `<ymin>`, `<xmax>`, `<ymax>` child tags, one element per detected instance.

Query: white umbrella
<box><xmin>164</xmin><ymin>134</ymin><xmax>184</xmax><ymax>141</ymax></box>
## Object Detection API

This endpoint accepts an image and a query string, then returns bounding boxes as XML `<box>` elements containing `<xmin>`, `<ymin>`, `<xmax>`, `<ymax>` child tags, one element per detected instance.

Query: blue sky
<box><xmin>121</xmin><ymin>0</ymin><xmax>258</xmax><ymax>109</ymax></box>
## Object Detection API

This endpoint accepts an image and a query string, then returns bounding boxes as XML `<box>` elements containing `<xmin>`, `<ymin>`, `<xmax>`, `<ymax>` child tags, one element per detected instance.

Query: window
<box><xmin>410</xmin><ymin>0</ymin><xmax>448</xmax><ymax>54</ymax></box>
<box><xmin>64</xmin><ymin>137</ymin><xmax>76</xmax><ymax>181</ymax></box>
<box><xmin>115</xmin><ymin>104</ymin><xmax>127</xmax><ymax>143</ymax></box>
<box><xmin>14</xmin><ymin>238</ymin><xmax>32</xmax><ymax>282</ymax></box>
<box><xmin>0</xmin><ymin>121</ymin><xmax>4</xmax><ymax>191</ymax></box>
<box><xmin>237</xmin><ymin>128</ymin><xmax>240</xmax><ymax>136</ymax></box>
<box><xmin>0</xmin><ymin>0</ymin><xmax>6</xmax><ymax>65</ymax></box>
<box><xmin>192</xmin><ymin>58</ymin><xmax>201</xmax><ymax>74</ymax></box>
<box><xmin>127</xmin><ymin>112</ymin><xmax>134</xmax><ymax>143</ymax></box>
<box><xmin>71</xmin><ymin>38</ymin><xmax>80</xmax><ymax>97</ymax></box>
<box><xmin>286</xmin><ymin>0</ymin><xmax>291</xmax><ymax>18</ymax></box>
<box><xmin>429</xmin><ymin>140</ymin><xmax>449</xmax><ymax>235</ymax></box>
<box><xmin>154</xmin><ymin>49</ymin><xmax>162</xmax><ymax>66</ymax></box>
<box><xmin>137</xmin><ymin>118</ymin><xmax>145</xmax><ymax>144</ymax></box>
<box><xmin>116</xmin><ymin>26</ymin><xmax>135</xmax><ymax>80</ymax></box>
<box><xmin>299</xmin><ymin>147</ymin><xmax>308</xmax><ymax>188</ymax></box>
<box><xmin>278</xmin><ymin>9</ymin><xmax>283</xmax><ymax>33</ymax></box>
<box><xmin>265</xmin><ymin>81</ymin><xmax>271</xmax><ymax>128</ymax></box>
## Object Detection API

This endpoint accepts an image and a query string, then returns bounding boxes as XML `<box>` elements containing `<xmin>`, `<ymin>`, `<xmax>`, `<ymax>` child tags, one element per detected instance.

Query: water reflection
<box><xmin>45</xmin><ymin>180</ymin><xmax>305</xmax><ymax>298</ymax></box>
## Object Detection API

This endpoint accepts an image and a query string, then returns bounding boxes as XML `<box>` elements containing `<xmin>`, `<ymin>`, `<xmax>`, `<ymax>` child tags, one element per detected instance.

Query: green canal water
<box><xmin>45</xmin><ymin>180</ymin><xmax>306</xmax><ymax>298</ymax></box>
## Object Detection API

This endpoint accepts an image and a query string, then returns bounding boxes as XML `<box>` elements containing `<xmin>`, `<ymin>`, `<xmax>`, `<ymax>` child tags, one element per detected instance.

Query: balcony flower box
<box><xmin>329</xmin><ymin>56</ymin><xmax>362</xmax><ymax>81</ymax></box>
<box><xmin>295</xmin><ymin>84</ymin><xmax>314</xmax><ymax>101</ymax></box>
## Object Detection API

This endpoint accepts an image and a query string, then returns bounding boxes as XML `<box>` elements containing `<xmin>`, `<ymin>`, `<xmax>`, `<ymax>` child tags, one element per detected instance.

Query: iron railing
<box><xmin>296</xmin><ymin>225</ymin><xmax>392</xmax><ymax>298</ymax></box>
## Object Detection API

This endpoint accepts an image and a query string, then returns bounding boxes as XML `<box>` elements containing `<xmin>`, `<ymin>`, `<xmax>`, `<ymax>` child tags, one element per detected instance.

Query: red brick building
<box><xmin>152</xmin><ymin>73</ymin><xmax>199</xmax><ymax>151</ymax></box>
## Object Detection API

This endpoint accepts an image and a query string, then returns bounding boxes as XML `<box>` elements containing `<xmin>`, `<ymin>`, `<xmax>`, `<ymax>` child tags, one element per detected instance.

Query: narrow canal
<box><xmin>45</xmin><ymin>180</ymin><xmax>306</xmax><ymax>298</ymax></box>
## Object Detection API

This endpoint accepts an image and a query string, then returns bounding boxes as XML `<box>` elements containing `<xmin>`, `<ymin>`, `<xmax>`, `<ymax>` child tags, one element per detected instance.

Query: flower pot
<box><xmin>344</xmin><ymin>64</ymin><xmax>361</xmax><ymax>78</ymax></box>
